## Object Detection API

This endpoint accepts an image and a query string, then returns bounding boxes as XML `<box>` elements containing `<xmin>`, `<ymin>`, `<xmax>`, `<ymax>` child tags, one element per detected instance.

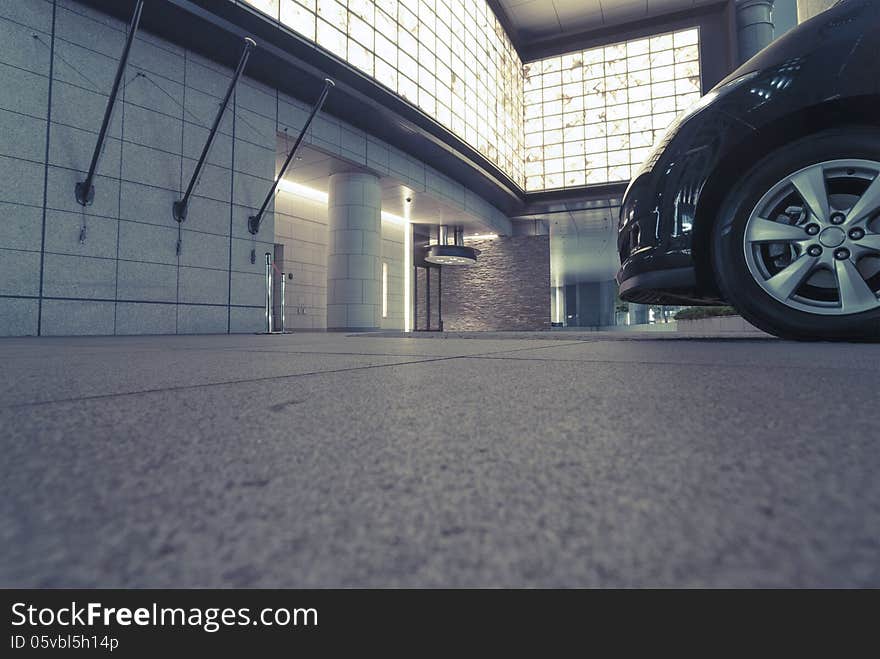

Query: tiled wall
<box><xmin>273</xmin><ymin>187</ymin><xmax>405</xmax><ymax>331</ymax></box>
<box><xmin>0</xmin><ymin>0</ymin><xmax>276</xmax><ymax>335</ymax></box>
<box><xmin>380</xmin><ymin>221</ymin><xmax>404</xmax><ymax>331</ymax></box>
<box><xmin>273</xmin><ymin>190</ymin><xmax>328</xmax><ymax>330</ymax></box>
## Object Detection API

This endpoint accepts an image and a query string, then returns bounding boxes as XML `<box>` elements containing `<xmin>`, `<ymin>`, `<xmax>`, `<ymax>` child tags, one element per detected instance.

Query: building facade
<box><xmin>0</xmin><ymin>0</ymin><xmax>757</xmax><ymax>336</ymax></box>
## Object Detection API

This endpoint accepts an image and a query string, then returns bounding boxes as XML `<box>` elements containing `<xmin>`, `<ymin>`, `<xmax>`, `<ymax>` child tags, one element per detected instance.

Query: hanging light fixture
<box><xmin>424</xmin><ymin>225</ymin><xmax>480</xmax><ymax>266</ymax></box>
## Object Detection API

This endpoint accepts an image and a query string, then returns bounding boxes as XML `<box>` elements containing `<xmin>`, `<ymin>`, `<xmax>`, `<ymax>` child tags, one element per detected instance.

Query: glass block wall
<box><xmin>242</xmin><ymin>0</ymin><xmax>525</xmax><ymax>187</ymax></box>
<box><xmin>522</xmin><ymin>28</ymin><xmax>701</xmax><ymax>191</ymax></box>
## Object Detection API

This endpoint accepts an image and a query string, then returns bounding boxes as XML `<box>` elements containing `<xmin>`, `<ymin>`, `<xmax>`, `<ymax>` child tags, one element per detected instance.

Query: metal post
<box><xmin>248</xmin><ymin>78</ymin><xmax>335</xmax><ymax>235</ymax></box>
<box><xmin>173</xmin><ymin>37</ymin><xmax>256</xmax><ymax>223</ymax></box>
<box><xmin>75</xmin><ymin>0</ymin><xmax>144</xmax><ymax>206</ymax></box>
<box><xmin>280</xmin><ymin>272</ymin><xmax>286</xmax><ymax>333</ymax></box>
<box><xmin>438</xmin><ymin>266</ymin><xmax>443</xmax><ymax>332</ymax></box>
<box><xmin>264</xmin><ymin>252</ymin><xmax>272</xmax><ymax>334</ymax></box>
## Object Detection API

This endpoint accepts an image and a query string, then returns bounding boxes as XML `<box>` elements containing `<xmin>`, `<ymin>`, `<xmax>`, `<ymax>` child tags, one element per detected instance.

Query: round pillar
<box><xmin>736</xmin><ymin>0</ymin><xmax>775</xmax><ymax>64</ymax></box>
<box><xmin>797</xmin><ymin>0</ymin><xmax>835</xmax><ymax>22</ymax></box>
<box><xmin>327</xmin><ymin>172</ymin><xmax>382</xmax><ymax>331</ymax></box>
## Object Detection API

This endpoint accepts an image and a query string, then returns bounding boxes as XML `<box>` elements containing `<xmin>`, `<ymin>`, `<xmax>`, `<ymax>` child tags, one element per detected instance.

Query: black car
<box><xmin>617</xmin><ymin>0</ymin><xmax>880</xmax><ymax>340</ymax></box>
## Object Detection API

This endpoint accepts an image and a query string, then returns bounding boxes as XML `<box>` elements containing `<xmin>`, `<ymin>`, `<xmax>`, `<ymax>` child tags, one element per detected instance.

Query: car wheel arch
<box><xmin>691</xmin><ymin>95</ymin><xmax>880</xmax><ymax>299</ymax></box>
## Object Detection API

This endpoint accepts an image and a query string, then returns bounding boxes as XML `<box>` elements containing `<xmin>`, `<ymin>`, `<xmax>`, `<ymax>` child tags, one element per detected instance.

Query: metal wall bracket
<box><xmin>248</xmin><ymin>78</ymin><xmax>335</xmax><ymax>235</ymax></box>
<box><xmin>173</xmin><ymin>36</ymin><xmax>256</xmax><ymax>223</ymax></box>
<box><xmin>75</xmin><ymin>0</ymin><xmax>144</xmax><ymax>206</ymax></box>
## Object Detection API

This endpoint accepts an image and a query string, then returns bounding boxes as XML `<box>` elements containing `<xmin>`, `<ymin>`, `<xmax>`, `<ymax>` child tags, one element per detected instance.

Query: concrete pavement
<box><xmin>1</xmin><ymin>332</ymin><xmax>878</xmax><ymax>587</ymax></box>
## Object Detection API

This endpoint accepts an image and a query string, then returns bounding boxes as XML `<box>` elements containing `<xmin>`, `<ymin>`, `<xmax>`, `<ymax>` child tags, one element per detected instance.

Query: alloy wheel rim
<box><xmin>743</xmin><ymin>159</ymin><xmax>880</xmax><ymax>316</ymax></box>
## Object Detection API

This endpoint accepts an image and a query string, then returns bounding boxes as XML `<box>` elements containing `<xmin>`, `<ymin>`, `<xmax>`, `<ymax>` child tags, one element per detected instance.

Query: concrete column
<box><xmin>327</xmin><ymin>172</ymin><xmax>382</xmax><ymax>331</ymax></box>
<box><xmin>576</xmin><ymin>280</ymin><xmax>617</xmax><ymax>327</ymax></box>
<box><xmin>736</xmin><ymin>0</ymin><xmax>775</xmax><ymax>64</ymax></box>
<box><xmin>797</xmin><ymin>0</ymin><xmax>835</xmax><ymax>22</ymax></box>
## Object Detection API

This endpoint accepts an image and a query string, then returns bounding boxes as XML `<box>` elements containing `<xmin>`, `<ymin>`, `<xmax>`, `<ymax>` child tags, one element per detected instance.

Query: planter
<box><xmin>676</xmin><ymin>315</ymin><xmax>770</xmax><ymax>335</ymax></box>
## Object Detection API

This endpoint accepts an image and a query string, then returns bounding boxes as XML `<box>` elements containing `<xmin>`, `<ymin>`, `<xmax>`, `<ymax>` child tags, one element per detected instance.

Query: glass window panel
<box><xmin>627</xmin><ymin>38</ymin><xmax>649</xmax><ymax>56</ymax></box>
<box><xmin>650</xmin><ymin>49</ymin><xmax>674</xmax><ymax>67</ymax></box>
<box><xmin>606</xmin><ymin>103</ymin><xmax>628</xmax><ymax>120</ymax></box>
<box><xmin>524</xmin><ymin>104</ymin><xmax>542</xmax><ymax>121</ymax></box>
<box><xmin>629</xmin><ymin>84</ymin><xmax>651</xmax><ymax>102</ymax></box>
<box><xmin>544</xmin><ymin>129</ymin><xmax>563</xmax><ymax>144</ymax></box>
<box><xmin>627</xmin><ymin>54</ymin><xmax>650</xmax><ymax>72</ymax></box>
<box><xmin>524</xmin><ymin>89</ymin><xmax>542</xmax><ymax>106</ymax></box>
<box><xmin>565</xmin><ymin>170</ymin><xmax>586</xmax><ymax>187</ymax></box>
<box><xmin>526</xmin><ymin>175</ymin><xmax>544</xmax><ymax>190</ymax></box>
<box><xmin>675</xmin><ymin>77</ymin><xmax>701</xmax><ymax>95</ymax></box>
<box><xmin>585</xmin><ymin>137</ymin><xmax>606</xmax><ymax>154</ymax></box>
<box><xmin>348</xmin><ymin>38</ymin><xmax>374</xmax><ymax>75</ymax></box>
<box><xmin>564</xmin><ymin>155</ymin><xmax>586</xmax><ymax>171</ymax></box>
<box><xmin>651</xmin><ymin>64</ymin><xmax>675</xmax><ymax>82</ymax></box>
<box><xmin>280</xmin><ymin>0</ymin><xmax>316</xmax><ymax>40</ymax></box>
<box><xmin>247</xmin><ymin>3</ymin><xmax>696</xmax><ymax>192</ymax></box>
<box><xmin>317</xmin><ymin>0</ymin><xmax>346</xmax><ymax>27</ymax></box>
<box><xmin>348</xmin><ymin>13</ymin><xmax>374</xmax><ymax>49</ymax></box>
<box><xmin>249</xmin><ymin>0</ymin><xmax>279</xmax><ymax>18</ymax></box>
<box><xmin>650</xmin><ymin>34</ymin><xmax>674</xmax><ymax>51</ymax></box>
<box><xmin>375</xmin><ymin>32</ymin><xmax>396</xmax><ymax>64</ymax></box>
<box><xmin>604</xmin><ymin>43</ymin><xmax>627</xmax><ymax>61</ymax></box>
<box><xmin>543</xmin><ymin>115</ymin><xmax>563</xmax><ymax>131</ymax></box>
<box><xmin>349</xmin><ymin>0</ymin><xmax>374</xmax><ymax>22</ymax></box>
<box><xmin>545</xmin><ymin>172</ymin><xmax>563</xmax><ymax>188</ymax></box>
<box><xmin>586</xmin><ymin>168</ymin><xmax>608</xmax><ymax>184</ymax></box>
<box><xmin>542</xmin><ymin>57</ymin><xmax>561</xmax><ymax>74</ymax></box>
<box><xmin>583</xmin><ymin>62</ymin><xmax>605</xmax><ymax>79</ymax></box>
<box><xmin>542</xmin><ymin>71</ymin><xmax>561</xmax><ymax>88</ymax></box>
<box><xmin>316</xmin><ymin>19</ymin><xmax>346</xmax><ymax>57</ymax></box>
<box><xmin>375</xmin><ymin>57</ymin><xmax>397</xmax><ymax>89</ymax></box>
<box><xmin>398</xmin><ymin>50</ymin><xmax>418</xmax><ymax>80</ymax></box>
<box><xmin>608</xmin><ymin>165</ymin><xmax>630</xmax><ymax>181</ymax></box>
<box><xmin>565</xmin><ymin>140</ymin><xmax>585</xmax><ymax>156</ymax></box>
<box><xmin>674</xmin><ymin>44</ymin><xmax>699</xmax><ymax>62</ymax></box>
<box><xmin>630</xmin><ymin>130</ymin><xmax>654</xmax><ymax>148</ymax></box>
<box><xmin>585</xmin><ymin>153</ymin><xmax>607</xmax><ymax>168</ymax></box>
<box><xmin>544</xmin><ymin>143</ymin><xmax>564</xmax><ymax>159</ymax></box>
<box><xmin>398</xmin><ymin>74</ymin><xmax>418</xmax><ymax>102</ymax></box>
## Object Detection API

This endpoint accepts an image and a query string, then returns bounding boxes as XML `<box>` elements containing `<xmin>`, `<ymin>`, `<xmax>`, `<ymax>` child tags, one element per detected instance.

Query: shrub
<box><xmin>674</xmin><ymin>306</ymin><xmax>738</xmax><ymax>321</ymax></box>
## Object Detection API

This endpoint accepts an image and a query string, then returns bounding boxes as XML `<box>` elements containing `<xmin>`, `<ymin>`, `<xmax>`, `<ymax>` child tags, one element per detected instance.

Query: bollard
<box><xmin>265</xmin><ymin>252</ymin><xmax>273</xmax><ymax>334</ymax></box>
<box><xmin>280</xmin><ymin>272</ymin><xmax>286</xmax><ymax>334</ymax></box>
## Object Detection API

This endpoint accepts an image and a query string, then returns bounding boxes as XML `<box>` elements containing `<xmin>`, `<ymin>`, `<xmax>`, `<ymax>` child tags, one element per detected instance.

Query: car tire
<box><xmin>712</xmin><ymin>127</ymin><xmax>880</xmax><ymax>341</ymax></box>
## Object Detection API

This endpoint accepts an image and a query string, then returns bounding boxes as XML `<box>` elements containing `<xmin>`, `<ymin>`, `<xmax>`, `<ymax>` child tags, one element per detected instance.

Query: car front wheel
<box><xmin>713</xmin><ymin>128</ymin><xmax>880</xmax><ymax>340</ymax></box>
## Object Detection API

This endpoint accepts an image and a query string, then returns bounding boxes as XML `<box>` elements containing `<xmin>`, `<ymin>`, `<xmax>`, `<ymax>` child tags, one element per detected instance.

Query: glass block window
<box><xmin>243</xmin><ymin>0</ymin><xmax>525</xmax><ymax>187</ymax></box>
<box><xmin>523</xmin><ymin>28</ymin><xmax>701</xmax><ymax>191</ymax></box>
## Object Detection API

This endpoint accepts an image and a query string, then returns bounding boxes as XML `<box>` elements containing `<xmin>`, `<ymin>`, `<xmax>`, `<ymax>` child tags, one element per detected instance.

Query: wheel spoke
<box><xmin>745</xmin><ymin>217</ymin><xmax>807</xmax><ymax>243</ymax></box>
<box><xmin>790</xmin><ymin>165</ymin><xmax>830</xmax><ymax>223</ymax></box>
<box><xmin>835</xmin><ymin>258</ymin><xmax>878</xmax><ymax>312</ymax></box>
<box><xmin>845</xmin><ymin>174</ymin><xmax>880</xmax><ymax>225</ymax></box>
<box><xmin>857</xmin><ymin>233</ymin><xmax>880</xmax><ymax>252</ymax></box>
<box><xmin>764</xmin><ymin>253</ymin><xmax>819</xmax><ymax>300</ymax></box>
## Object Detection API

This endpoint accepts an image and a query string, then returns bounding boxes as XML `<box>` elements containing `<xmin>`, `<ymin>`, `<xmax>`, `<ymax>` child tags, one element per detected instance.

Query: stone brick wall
<box><xmin>415</xmin><ymin>235</ymin><xmax>550</xmax><ymax>331</ymax></box>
